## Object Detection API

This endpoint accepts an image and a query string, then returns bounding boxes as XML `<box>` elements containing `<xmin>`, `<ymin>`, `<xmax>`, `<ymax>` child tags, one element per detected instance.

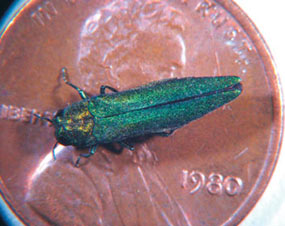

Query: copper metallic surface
<box><xmin>0</xmin><ymin>0</ymin><xmax>283</xmax><ymax>225</ymax></box>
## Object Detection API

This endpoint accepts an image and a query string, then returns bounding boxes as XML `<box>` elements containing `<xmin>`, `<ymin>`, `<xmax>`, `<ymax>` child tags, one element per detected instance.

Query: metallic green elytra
<box><xmin>37</xmin><ymin>68</ymin><xmax>242</xmax><ymax>166</ymax></box>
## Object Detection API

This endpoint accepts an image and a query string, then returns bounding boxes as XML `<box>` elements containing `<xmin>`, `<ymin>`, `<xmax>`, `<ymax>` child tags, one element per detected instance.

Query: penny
<box><xmin>0</xmin><ymin>0</ymin><xmax>283</xmax><ymax>225</ymax></box>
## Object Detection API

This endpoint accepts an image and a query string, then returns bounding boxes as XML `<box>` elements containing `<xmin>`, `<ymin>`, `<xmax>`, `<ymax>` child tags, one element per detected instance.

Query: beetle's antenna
<box><xmin>34</xmin><ymin>114</ymin><xmax>53</xmax><ymax>124</ymax></box>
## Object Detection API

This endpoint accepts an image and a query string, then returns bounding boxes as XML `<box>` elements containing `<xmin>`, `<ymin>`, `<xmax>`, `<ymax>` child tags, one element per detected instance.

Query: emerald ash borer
<box><xmin>37</xmin><ymin>68</ymin><xmax>242</xmax><ymax>166</ymax></box>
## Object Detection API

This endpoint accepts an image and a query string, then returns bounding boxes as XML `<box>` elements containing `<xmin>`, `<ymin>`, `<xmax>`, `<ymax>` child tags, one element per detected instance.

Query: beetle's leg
<box><xmin>100</xmin><ymin>85</ymin><xmax>118</xmax><ymax>94</ymax></box>
<box><xmin>119</xmin><ymin>141</ymin><xmax>134</xmax><ymax>151</ymax></box>
<box><xmin>61</xmin><ymin>67</ymin><xmax>88</xmax><ymax>100</ymax></box>
<box><xmin>75</xmin><ymin>144</ymin><xmax>98</xmax><ymax>167</ymax></box>
<box><xmin>52</xmin><ymin>142</ymin><xmax>58</xmax><ymax>160</ymax></box>
<box><xmin>156</xmin><ymin>130</ymin><xmax>175</xmax><ymax>137</ymax></box>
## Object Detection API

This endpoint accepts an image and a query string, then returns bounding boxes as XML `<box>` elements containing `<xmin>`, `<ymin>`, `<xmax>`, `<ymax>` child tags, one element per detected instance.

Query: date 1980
<box><xmin>181</xmin><ymin>170</ymin><xmax>243</xmax><ymax>196</ymax></box>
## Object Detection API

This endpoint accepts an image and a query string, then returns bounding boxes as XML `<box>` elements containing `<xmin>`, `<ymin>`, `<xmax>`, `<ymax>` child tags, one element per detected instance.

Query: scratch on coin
<box><xmin>106</xmin><ymin>176</ymin><xmax>126</xmax><ymax>226</ymax></box>
<box><xmin>155</xmin><ymin>171</ymin><xmax>192</xmax><ymax>226</ymax></box>
<box><xmin>138</xmin><ymin>165</ymin><xmax>178</xmax><ymax>226</ymax></box>
<box><xmin>160</xmin><ymin>210</ymin><xmax>175</xmax><ymax>226</ymax></box>
<box><xmin>131</xmin><ymin>175</ymin><xmax>140</xmax><ymax>226</ymax></box>
<box><xmin>247</xmin><ymin>163</ymin><xmax>252</xmax><ymax>181</ymax></box>
<box><xmin>155</xmin><ymin>171</ymin><xmax>177</xmax><ymax>204</ymax></box>
<box><xmin>137</xmin><ymin>166</ymin><xmax>162</xmax><ymax>224</ymax></box>
<box><xmin>214</xmin><ymin>51</ymin><xmax>221</xmax><ymax>75</ymax></box>
<box><xmin>181</xmin><ymin>169</ymin><xmax>189</xmax><ymax>188</ymax></box>
<box><xmin>177</xmin><ymin>203</ymin><xmax>192</xmax><ymax>226</ymax></box>
<box><xmin>234</xmin><ymin>147</ymin><xmax>249</xmax><ymax>160</ymax></box>
<box><xmin>137</xmin><ymin>166</ymin><xmax>152</xmax><ymax>197</ymax></box>
<box><xmin>82</xmin><ymin>169</ymin><xmax>104</xmax><ymax>215</ymax></box>
<box><xmin>138</xmin><ymin>144</ymin><xmax>182</xmax><ymax>224</ymax></box>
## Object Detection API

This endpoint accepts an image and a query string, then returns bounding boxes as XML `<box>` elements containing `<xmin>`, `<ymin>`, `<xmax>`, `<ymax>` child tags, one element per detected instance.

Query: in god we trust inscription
<box><xmin>0</xmin><ymin>0</ymin><xmax>282</xmax><ymax>226</ymax></box>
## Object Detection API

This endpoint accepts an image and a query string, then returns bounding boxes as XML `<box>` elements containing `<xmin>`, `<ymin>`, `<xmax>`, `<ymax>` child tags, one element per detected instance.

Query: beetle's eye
<box><xmin>55</xmin><ymin>109</ymin><xmax>64</xmax><ymax>118</ymax></box>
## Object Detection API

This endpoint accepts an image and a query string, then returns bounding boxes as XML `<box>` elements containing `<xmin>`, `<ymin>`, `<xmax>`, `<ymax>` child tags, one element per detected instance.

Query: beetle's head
<box><xmin>35</xmin><ymin>101</ymin><xmax>95</xmax><ymax>147</ymax></box>
<box><xmin>34</xmin><ymin>110</ymin><xmax>72</xmax><ymax>145</ymax></box>
<box><xmin>51</xmin><ymin>106</ymin><xmax>95</xmax><ymax>147</ymax></box>
<box><xmin>52</xmin><ymin>108</ymin><xmax>73</xmax><ymax>146</ymax></box>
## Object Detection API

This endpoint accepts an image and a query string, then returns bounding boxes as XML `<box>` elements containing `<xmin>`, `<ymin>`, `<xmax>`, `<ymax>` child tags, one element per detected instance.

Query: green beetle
<box><xmin>37</xmin><ymin>68</ymin><xmax>242</xmax><ymax>166</ymax></box>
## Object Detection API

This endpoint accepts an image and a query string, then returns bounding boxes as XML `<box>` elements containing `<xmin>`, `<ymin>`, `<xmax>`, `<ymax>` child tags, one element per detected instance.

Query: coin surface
<box><xmin>0</xmin><ymin>0</ymin><xmax>283</xmax><ymax>225</ymax></box>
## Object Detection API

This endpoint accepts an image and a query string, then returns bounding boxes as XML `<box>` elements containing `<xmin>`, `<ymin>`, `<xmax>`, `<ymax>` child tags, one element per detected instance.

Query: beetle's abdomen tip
<box><xmin>234</xmin><ymin>82</ymin><xmax>243</xmax><ymax>92</ymax></box>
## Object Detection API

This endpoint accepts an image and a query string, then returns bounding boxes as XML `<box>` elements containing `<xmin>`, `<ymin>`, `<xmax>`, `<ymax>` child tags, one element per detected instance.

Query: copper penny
<box><xmin>0</xmin><ymin>0</ymin><xmax>283</xmax><ymax>225</ymax></box>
